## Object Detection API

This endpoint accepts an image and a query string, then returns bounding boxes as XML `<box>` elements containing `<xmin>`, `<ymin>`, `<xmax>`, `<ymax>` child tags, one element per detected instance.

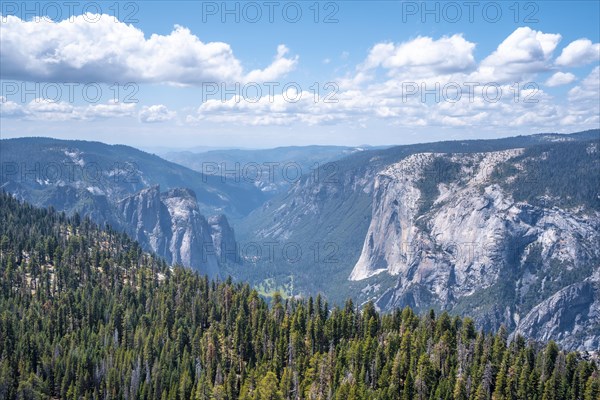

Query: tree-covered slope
<box><xmin>1</xmin><ymin>192</ymin><xmax>599</xmax><ymax>399</ymax></box>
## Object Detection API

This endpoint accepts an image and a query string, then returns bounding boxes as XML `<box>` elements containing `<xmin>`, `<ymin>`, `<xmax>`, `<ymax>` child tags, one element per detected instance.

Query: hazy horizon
<box><xmin>1</xmin><ymin>128</ymin><xmax>596</xmax><ymax>154</ymax></box>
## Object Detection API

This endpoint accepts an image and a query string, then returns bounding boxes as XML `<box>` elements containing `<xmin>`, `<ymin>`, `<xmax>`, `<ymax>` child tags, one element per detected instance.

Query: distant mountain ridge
<box><xmin>161</xmin><ymin>145</ymin><xmax>376</xmax><ymax>195</ymax></box>
<box><xmin>0</xmin><ymin>136</ymin><xmax>266</xmax><ymax>217</ymax></box>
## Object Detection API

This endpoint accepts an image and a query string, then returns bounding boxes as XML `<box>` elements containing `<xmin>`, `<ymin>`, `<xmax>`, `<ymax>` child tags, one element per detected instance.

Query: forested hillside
<box><xmin>0</xmin><ymin>192</ymin><xmax>599</xmax><ymax>399</ymax></box>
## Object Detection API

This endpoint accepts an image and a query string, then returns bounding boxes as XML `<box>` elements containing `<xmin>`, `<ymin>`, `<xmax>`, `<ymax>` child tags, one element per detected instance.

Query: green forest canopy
<box><xmin>0</xmin><ymin>192</ymin><xmax>598</xmax><ymax>400</ymax></box>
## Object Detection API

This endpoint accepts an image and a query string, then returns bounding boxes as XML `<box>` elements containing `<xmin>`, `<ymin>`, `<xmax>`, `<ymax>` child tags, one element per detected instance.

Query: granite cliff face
<box><xmin>240</xmin><ymin>132</ymin><xmax>600</xmax><ymax>350</ymax></box>
<box><xmin>208</xmin><ymin>214</ymin><xmax>238</xmax><ymax>264</ymax></box>
<box><xmin>118</xmin><ymin>186</ymin><xmax>221</xmax><ymax>279</ymax></box>
<box><xmin>512</xmin><ymin>275</ymin><xmax>600</xmax><ymax>351</ymax></box>
<box><xmin>349</xmin><ymin>148</ymin><xmax>600</xmax><ymax>350</ymax></box>
<box><xmin>119</xmin><ymin>185</ymin><xmax>172</xmax><ymax>262</ymax></box>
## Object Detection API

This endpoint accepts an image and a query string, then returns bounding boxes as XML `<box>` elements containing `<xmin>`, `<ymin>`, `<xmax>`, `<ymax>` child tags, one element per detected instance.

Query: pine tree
<box><xmin>257</xmin><ymin>372</ymin><xmax>283</xmax><ymax>400</ymax></box>
<box><xmin>453</xmin><ymin>375</ymin><xmax>468</xmax><ymax>400</ymax></box>
<box><xmin>402</xmin><ymin>369</ymin><xmax>414</xmax><ymax>400</ymax></box>
<box><xmin>584</xmin><ymin>372</ymin><xmax>600</xmax><ymax>400</ymax></box>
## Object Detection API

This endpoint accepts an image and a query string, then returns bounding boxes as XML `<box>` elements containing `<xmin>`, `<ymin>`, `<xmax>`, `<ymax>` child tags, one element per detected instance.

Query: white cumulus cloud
<box><xmin>555</xmin><ymin>39</ymin><xmax>600</xmax><ymax>67</ymax></box>
<box><xmin>545</xmin><ymin>72</ymin><xmax>576</xmax><ymax>87</ymax></box>
<box><xmin>475</xmin><ymin>27</ymin><xmax>561</xmax><ymax>82</ymax></box>
<box><xmin>139</xmin><ymin>105</ymin><xmax>176</xmax><ymax>123</ymax></box>
<box><xmin>361</xmin><ymin>34</ymin><xmax>476</xmax><ymax>75</ymax></box>
<box><xmin>0</xmin><ymin>14</ymin><xmax>297</xmax><ymax>85</ymax></box>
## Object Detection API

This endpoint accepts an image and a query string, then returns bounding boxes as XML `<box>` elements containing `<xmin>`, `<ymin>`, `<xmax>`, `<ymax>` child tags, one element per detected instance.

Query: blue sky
<box><xmin>1</xmin><ymin>1</ymin><xmax>599</xmax><ymax>148</ymax></box>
